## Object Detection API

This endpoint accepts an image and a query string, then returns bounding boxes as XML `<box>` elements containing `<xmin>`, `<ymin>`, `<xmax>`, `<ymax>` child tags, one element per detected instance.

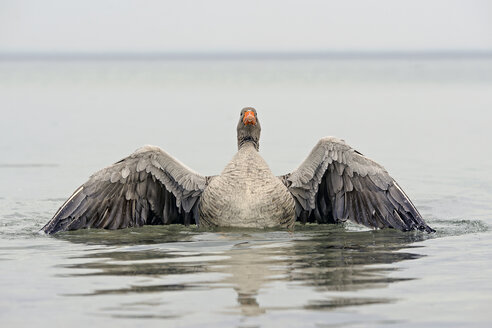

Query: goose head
<box><xmin>237</xmin><ymin>107</ymin><xmax>261</xmax><ymax>151</ymax></box>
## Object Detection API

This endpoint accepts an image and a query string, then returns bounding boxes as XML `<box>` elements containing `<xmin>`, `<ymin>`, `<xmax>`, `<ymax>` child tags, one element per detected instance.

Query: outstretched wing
<box><xmin>282</xmin><ymin>137</ymin><xmax>434</xmax><ymax>232</ymax></box>
<box><xmin>42</xmin><ymin>145</ymin><xmax>208</xmax><ymax>234</ymax></box>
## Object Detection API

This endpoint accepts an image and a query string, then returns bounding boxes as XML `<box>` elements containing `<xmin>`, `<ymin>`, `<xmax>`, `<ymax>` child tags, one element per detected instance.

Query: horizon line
<box><xmin>1</xmin><ymin>50</ymin><xmax>492</xmax><ymax>61</ymax></box>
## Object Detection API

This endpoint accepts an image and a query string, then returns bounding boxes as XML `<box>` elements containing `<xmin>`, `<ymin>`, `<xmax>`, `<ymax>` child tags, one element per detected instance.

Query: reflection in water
<box><xmin>52</xmin><ymin>223</ymin><xmax>448</xmax><ymax>320</ymax></box>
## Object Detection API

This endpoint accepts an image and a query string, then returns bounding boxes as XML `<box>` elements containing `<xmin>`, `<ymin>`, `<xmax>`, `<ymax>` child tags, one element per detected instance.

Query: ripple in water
<box><xmin>24</xmin><ymin>219</ymin><xmax>481</xmax><ymax>320</ymax></box>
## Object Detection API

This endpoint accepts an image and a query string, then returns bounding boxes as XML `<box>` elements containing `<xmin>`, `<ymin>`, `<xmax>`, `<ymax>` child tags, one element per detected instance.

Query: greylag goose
<box><xmin>42</xmin><ymin>107</ymin><xmax>434</xmax><ymax>234</ymax></box>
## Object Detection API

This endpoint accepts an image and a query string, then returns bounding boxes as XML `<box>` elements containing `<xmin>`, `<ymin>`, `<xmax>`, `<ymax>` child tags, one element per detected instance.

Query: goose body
<box><xmin>42</xmin><ymin>107</ymin><xmax>434</xmax><ymax>234</ymax></box>
<box><xmin>200</xmin><ymin>143</ymin><xmax>295</xmax><ymax>228</ymax></box>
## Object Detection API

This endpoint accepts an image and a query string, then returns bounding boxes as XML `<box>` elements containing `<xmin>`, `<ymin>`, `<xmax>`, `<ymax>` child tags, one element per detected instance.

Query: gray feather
<box><xmin>283</xmin><ymin>137</ymin><xmax>434</xmax><ymax>232</ymax></box>
<box><xmin>42</xmin><ymin>145</ymin><xmax>209</xmax><ymax>234</ymax></box>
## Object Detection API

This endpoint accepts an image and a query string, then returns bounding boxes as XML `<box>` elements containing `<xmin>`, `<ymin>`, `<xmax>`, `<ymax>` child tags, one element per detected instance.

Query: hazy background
<box><xmin>0</xmin><ymin>0</ymin><xmax>491</xmax><ymax>54</ymax></box>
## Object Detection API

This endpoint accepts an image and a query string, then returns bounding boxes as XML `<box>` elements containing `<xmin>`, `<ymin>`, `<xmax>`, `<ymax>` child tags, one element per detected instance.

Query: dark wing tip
<box><xmin>418</xmin><ymin>223</ymin><xmax>436</xmax><ymax>233</ymax></box>
<box><xmin>41</xmin><ymin>186</ymin><xmax>87</xmax><ymax>234</ymax></box>
<box><xmin>387</xmin><ymin>182</ymin><xmax>435</xmax><ymax>233</ymax></box>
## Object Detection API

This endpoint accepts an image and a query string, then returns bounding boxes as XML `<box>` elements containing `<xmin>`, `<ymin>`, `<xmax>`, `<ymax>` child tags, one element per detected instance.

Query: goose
<box><xmin>42</xmin><ymin>107</ymin><xmax>434</xmax><ymax>234</ymax></box>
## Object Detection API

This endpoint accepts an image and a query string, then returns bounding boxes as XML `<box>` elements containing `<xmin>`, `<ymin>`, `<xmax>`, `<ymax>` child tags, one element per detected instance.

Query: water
<box><xmin>1</xmin><ymin>56</ymin><xmax>492</xmax><ymax>327</ymax></box>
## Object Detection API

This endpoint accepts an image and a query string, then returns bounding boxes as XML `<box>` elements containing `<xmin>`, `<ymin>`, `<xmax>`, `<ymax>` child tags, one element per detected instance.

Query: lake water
<box><xmin>1</xmin><ymin>56</ymin><xmax>492</xmax><ymax>327</ymax></box>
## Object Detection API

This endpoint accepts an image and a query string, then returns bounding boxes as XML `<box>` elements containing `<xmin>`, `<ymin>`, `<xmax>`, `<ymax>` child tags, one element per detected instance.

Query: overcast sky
<box><xmin>0</xmin><ymin>0</ymin><xmax>491</xmax><ymax>53</ymax></box>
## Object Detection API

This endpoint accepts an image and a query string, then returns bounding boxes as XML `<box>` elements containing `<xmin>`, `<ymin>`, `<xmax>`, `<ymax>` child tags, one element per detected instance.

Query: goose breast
<box><xmin>199</xmin><ymin>144</ymin><xmax>295</xmax><ymax>228</ymax></box>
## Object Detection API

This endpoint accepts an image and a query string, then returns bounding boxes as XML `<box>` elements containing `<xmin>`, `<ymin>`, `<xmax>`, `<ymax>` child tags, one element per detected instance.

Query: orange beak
<box><xmin>243</xmin><ymin>110</ymin><xmax>256</xmax><ymax>125</ymax></box>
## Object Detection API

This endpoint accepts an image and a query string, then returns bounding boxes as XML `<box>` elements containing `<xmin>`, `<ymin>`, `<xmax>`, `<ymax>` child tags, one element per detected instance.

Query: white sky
<box><xmin>0</xmin><ymin>0</ymin><xmax>491</xmax><ymax>53</ymax></box>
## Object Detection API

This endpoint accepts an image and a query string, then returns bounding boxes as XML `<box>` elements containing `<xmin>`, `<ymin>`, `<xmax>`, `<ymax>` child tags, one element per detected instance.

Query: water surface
<box><xmin>1</xmin><ymin>57</ymin><xmax>491</xmax><ymax>327</ymax></box>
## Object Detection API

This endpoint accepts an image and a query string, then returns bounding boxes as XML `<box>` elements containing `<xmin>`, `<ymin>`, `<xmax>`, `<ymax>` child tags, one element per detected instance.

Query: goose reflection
<box><xmin>56</xmin><ymin>225</ymin><xmax>430</xmax><ymax>318</ymax></box>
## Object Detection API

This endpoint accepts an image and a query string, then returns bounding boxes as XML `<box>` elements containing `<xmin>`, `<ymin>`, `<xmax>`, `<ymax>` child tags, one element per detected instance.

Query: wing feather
<box><xmin>42</xmin><ymin>145</ymin><xmax>208</xmax><ymax>234</ymax></box>
<box><xmin>283</xmin><ymin>137</ymin><xmax>434</xmax><ymax>232</ymax></box>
